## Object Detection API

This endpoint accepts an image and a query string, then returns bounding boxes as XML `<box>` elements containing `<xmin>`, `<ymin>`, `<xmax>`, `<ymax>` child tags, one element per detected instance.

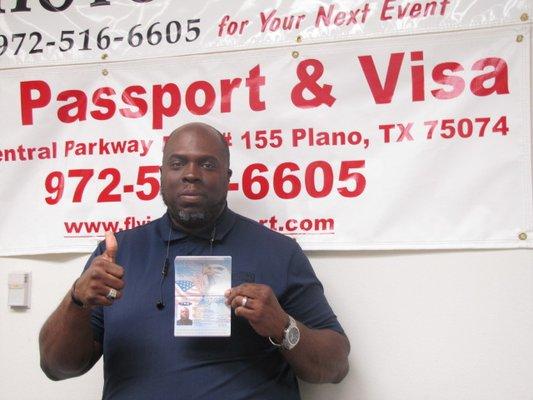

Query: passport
<box><xmin>174</xmin><ymin>256</ymin><xmax>231</xmax><ymax>337</ymax></box>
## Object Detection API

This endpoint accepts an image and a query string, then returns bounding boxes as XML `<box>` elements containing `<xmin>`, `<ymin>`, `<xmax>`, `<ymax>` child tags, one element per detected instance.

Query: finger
<box><xmin>105</xmin><ymin>263</ymin><xmax>125</xmax><ymax>279</ymax></box>
<box><xmin>225</xmin><ymin>283</ymin><xmax>256</xmax><ymax>301</ymax></box>
<box><xmin>84</xmin><ymin>290</ymin><xmax>115</xmax><ymax>307</ymax></box>
<box><xmin>102</xmin><ymin>273</ymin><xmax>125</xmax><ymax>291</ymax></box>
<box><xmin>234</xmin><ymin>305</ymin><xmax>254</xmax><ymax>319</ymax></box>
<box><xmin>225</xmin><ymin>288</ymin><xmax>251</xmax><ymax>305</ymax></box>
<box><xmin>96</xmin><ymin>286</ymin><xmax>122</xmax><ymax>302</ymax></box>
<box><xmin>102</xmin><ymin>287</ymin><xmax>123</xmax><ymax>300</ymax></box>
<box><xmin>230</xmin><ymin>295</ymin><xmax>252</xmax><ymax>310</ymax></box>
<box><xmin>103</xmin><ymin>231</ymin><xmax>118</xmax><ymax>262</ymax></box>
<box><xmin>94</xmin><ymin>295</ymin><xmax>114</xmax><ymax>307</ymax></box>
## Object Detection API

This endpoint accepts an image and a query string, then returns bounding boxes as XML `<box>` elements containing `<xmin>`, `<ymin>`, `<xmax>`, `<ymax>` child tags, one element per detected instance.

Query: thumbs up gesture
<box><xmin>72</xmin><ymin>231</ymin><xmax>125</xmax><ymax>308</ymax></box>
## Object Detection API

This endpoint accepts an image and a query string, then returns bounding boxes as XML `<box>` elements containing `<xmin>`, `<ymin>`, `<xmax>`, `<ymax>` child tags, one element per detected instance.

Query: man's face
<box><xmin>161</xmin><ymin>128</ymin><xmax>231</xmax><ymax>230</ymax></box>
<box><xmin>180</xmin><ymin>307</ymin><xmax>189</xmax><ymax>319</ymax></box>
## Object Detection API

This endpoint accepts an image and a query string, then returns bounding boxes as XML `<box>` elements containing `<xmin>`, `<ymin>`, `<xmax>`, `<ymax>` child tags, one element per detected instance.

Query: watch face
<box><xmin>287</xmin><ymin>326</ymin><xmax>300</xmax><ymax>345</ymax></box>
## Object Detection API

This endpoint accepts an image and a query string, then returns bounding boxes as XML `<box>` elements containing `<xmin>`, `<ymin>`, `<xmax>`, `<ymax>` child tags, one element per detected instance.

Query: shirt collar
<box><xmin>157</xmin><ymin>206</ymin><xmax>236</xmax><ymax>243</ymax></box>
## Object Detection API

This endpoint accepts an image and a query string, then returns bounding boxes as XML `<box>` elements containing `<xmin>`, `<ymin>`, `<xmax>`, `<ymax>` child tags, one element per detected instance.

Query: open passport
<box><xmin>174</xmin><ymin>256</ymin><xmax>232</xmax><ymax>337</ymax></box>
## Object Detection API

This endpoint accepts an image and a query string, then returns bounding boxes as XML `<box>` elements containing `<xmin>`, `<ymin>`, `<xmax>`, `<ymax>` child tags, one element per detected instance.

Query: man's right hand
<box><xmin>73</xmin><ymin>231</ymin><xmax>125</xmax><ymax>307</ymax></box>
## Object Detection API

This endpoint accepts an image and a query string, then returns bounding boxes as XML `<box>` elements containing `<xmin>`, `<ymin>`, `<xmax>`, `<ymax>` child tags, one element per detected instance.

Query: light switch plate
<box><xmin>8</xmin><ymin>272</ymin><xmax>31</xmax><ymax>308</ymax></box>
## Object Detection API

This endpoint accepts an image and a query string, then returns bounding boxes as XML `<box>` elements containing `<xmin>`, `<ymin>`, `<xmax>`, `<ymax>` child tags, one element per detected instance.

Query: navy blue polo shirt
<box><xmin>86</xmin><ymin>207</ymin><xmax>344</xmax><ymax>400</ymax></box>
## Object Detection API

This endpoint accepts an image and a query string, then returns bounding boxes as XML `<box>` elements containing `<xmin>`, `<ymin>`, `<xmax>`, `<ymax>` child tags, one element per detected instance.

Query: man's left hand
<box><xmin>225</xmin><ymin>283</ymin><xmax>288</xmax><ymax>341</ymax></box>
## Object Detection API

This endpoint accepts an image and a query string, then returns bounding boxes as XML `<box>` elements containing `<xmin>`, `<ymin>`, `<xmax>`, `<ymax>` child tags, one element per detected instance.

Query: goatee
<box><xmin>174</xmin><ymin>209</ymin><xmax>210</xmax><ymax>229</ymax></box>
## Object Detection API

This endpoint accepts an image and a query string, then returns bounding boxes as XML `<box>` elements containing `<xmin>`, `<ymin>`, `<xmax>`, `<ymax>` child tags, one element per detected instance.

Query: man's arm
<box><xmin>280</xmin><ymin>323</ymin><xmax>349</xmax><ymax>383</ymax></box>
<box><xmin>225</xmin><ymin>284</ymin><xmax>350</xmax><ymax>383</ymax></box>
<box><xmin>39</xmin><ymin>232</ymin><xmax>124</xmax><ymax>380</ymax></box>
<box><xmin>39</xmin><ymin>291</ymin><xmax>103</xmax><ymax>380</ymax></box>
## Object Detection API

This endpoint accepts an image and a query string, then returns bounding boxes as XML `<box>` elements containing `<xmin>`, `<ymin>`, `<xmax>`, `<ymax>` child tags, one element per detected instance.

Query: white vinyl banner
<box><xmin>0</xmin><ymin>0</ymin><xmax>529</xmax><ymax>68</ymax></box>
<box><xmin>0</xmin><ymin>24</ymin><xmax>531</xmax><ymax>255</ymax></box>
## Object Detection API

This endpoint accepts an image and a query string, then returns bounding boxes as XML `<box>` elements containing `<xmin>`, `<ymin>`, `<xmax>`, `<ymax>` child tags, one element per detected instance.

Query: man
<box><xmin>176</xmin><ymin>307</ymin><xmax>193</xmax><ymax>325</ymax></box>
<box><xmin>39</xmin><ymin>122</ymin><xmax>350</xmax><ymax>399</ymax></box>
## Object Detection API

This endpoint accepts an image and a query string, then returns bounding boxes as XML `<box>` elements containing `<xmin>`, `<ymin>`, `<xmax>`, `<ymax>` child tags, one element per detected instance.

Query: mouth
<box><xmin>178</xmin><ymin>191</ymin><xmax>205</xmax><ymax>202</ymax></box>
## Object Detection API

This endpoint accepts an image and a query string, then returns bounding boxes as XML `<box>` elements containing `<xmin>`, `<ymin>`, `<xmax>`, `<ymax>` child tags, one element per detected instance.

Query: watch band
<box><xmin>70</xmin><ymin>278</ymin><xmax>86</xmax><ymax>308</ymax></box>
<box><xmin>268</xmin><ymin>314</ymin><xmax>300</xmax><ymax>350</ymax></box>
<box><xmin>268</xmin><ymin>315</ymin><xmax>289</xmax><ymax>348</ymax></box>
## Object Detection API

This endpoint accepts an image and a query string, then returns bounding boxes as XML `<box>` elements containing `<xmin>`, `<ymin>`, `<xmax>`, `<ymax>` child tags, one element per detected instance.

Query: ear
<box><xmin>227</xmin><ymin>169</ymin><xmax>233</xmax><ymax>179</ymax></box>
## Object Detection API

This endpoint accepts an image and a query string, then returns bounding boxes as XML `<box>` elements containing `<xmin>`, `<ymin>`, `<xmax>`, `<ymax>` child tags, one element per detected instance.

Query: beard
<box><xmin>174</xmin><ymin>209</ymin><xmax>210</xmax><ymax>229</ymax></box>
<box><xmin>161</xmin><ymin>188</ymin><xmax>225</xmax><ymax>230</ymax></box>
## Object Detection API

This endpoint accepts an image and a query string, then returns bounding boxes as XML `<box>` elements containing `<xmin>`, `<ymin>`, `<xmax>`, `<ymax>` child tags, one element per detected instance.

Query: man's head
<box><xmin>180</xmin><ymin>307</ymin><xmax>190</xmax><ymax>320</ymax></box>
<box><xmin>161</xmin><ymin>122</ymin><xmax>232</xmax><ymax>231</ymax></box>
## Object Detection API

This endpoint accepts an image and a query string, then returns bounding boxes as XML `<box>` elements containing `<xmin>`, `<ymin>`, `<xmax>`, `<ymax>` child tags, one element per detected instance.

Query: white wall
<box><xmin>1</xmin><ymin>249</ymin><xmax>532</xmax><ymax>399</ymax></box>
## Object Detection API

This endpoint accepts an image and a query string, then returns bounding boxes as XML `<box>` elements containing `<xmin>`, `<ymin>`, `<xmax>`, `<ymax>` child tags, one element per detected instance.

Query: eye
<box><xmin>201</xmin><ymin>160</ymin><xmax>217</xmax><ymax>169</ymax></box>
<box><xmin>169</xmin><ymin>159</ymin><xmax>185</xmax><ymax>169</ymax></box>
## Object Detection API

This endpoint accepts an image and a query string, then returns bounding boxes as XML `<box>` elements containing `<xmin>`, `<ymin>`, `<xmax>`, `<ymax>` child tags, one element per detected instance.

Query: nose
<box><xmin>181</xmin><ymin>162</ymin><xmax>201</xmax><ymax>183</ymax></box>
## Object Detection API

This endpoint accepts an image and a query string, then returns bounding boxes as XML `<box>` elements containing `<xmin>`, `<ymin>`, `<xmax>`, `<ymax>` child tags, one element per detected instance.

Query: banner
<box><xmin>0</xmin><ymin>0</ymin><xmax>529</xmax><ymax>68</ymax></box>
<box><xmin>0</xmin><ymin>24</ymin><xmax>531</xmax><ymax>255</ymax></box>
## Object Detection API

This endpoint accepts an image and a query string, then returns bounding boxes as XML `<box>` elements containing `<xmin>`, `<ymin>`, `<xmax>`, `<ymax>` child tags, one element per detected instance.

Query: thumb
<box><xmin>103</xmin><ymin>231</ymin><xmax>118</xmax><ymax>262</ymax></box>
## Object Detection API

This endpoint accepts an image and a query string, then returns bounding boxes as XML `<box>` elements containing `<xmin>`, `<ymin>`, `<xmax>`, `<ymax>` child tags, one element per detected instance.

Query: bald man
<box><xmin>39</xmin><ymin>123</ymin><xmax>349</xmax><ymax>399</ymax></box>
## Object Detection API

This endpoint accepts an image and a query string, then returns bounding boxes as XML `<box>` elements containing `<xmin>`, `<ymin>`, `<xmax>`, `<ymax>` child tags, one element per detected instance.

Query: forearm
<box><xmin>39</xmin><ymin>289</ymin><xmax>100</xmax><ymax>380</ymax></box>
<box><xmin>282</xmin><ymin>324</ymin><xmax>350</xmax><ymax>383</ymax></box>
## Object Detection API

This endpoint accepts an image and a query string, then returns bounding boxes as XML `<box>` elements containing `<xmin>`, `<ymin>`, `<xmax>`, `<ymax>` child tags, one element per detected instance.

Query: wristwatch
<box><xmin>282</xmin><ymin>315</ymin><xmax>300</xmax><ymax>350</ymax></box>
<box><xmin>270</xmin><ymin>315</ymin><xmax>300</xmax><ymax>350</ymax></box>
